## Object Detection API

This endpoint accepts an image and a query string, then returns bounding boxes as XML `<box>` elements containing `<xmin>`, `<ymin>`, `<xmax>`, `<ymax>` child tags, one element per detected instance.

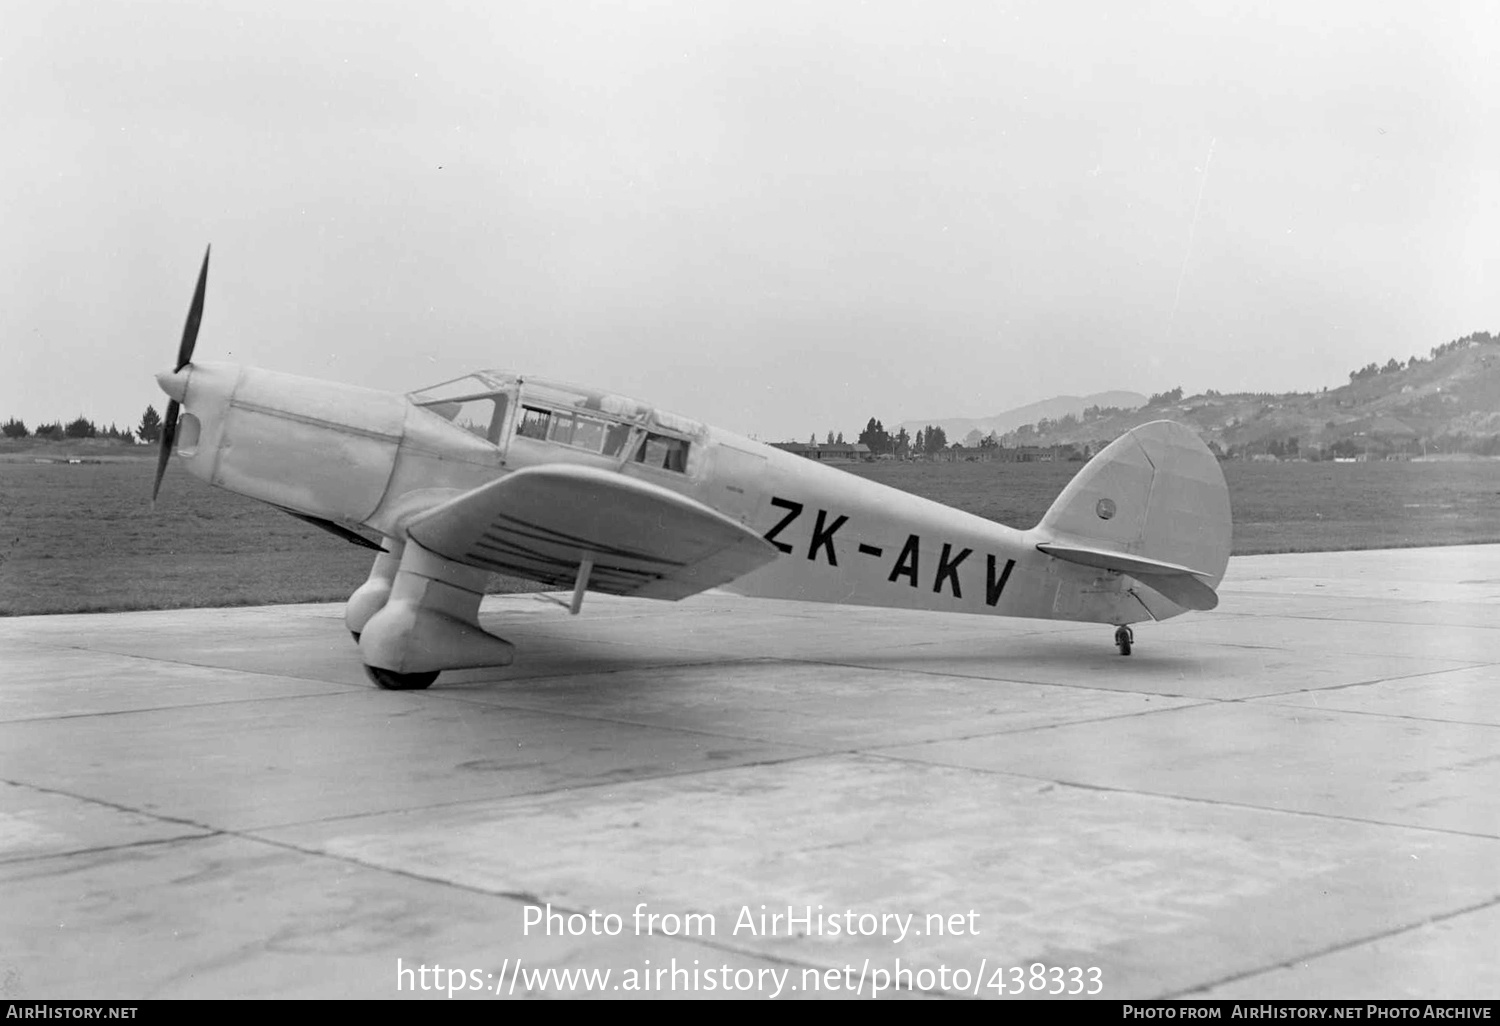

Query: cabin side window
<box><xmin>546</xmin><ymin>410</ymin><xmax>576</xmax><ymax>445</ymax></box>
<box><xmin>517</xmin><ymin>406</ymin><xmax>551</xmax><ymax>440</ymax></box>
<box><xmin>517</xmin><ymin>403</ymin><xmax>634</xmax><ymax>457</ymax></box>
<box><xmin>601</xmin><ymin>422</ymin><xmax>633</xmax><ymax>456</ymax></box>
<box><xmin>636</xmin><ymin>432</ymin><xmax>689</xmax><ymax>473</ymax></box>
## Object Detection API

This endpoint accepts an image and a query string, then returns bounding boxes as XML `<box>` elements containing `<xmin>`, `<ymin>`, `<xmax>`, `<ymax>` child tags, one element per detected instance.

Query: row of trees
<box><xmin>3</xmin><ymin>416</ymin><xmax>135</xmax><ymax>441</ymax></box>
<box><xmin>857</xmin><ymin>418</ymin><xmax>900</xmax><ymax>455</ymax></box>
<box><xmin>997</xmin><ymin>405</ymin><xmax>1142</xmax><ymax>448</ymax></box>
<box><xmin>816</xmin><ymin>421</ymin><xmax>952</xmax><ymax>457</ymax></box>
<box><xmin>1</xmin><ymin>406</ymin><xmax>164</xmax><ymax>442</ymax></box>
<box><xmin>1349</xmin><ymin>332</ymin><xmax>1498</xmax><ymax>384</ymax></box>
<box><xmin>841</xmin><ymin>418</ymin><xmax>948</xmax><ymax>457</ymax></box>
<box><xmin>912</xmin><ymin>425</ymin><xmax>948</xmax><ymax>455</ymax></box>
<box><xmin>1349</xmin><ymin>357</ymin><xmax>1416</xmax><ymax>382</ymax></box>
<box><xmin>1429</xmin><ymin>331</ymin><xmax>1495</xmax><ymax>361</ymax></box>
<box><xmin>1227</xmin><ymin>432</ymin><xmax>1500</xmax><ymax>459</ymax></box>
<box><xmin>838</xmin><ymin>402</ymin><xmax>1159</xmax><ymax>459</ymax></box>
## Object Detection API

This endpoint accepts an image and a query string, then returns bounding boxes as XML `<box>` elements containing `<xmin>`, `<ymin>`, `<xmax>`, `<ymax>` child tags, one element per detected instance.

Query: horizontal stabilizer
<box><xmin>1036</xmin><ymin>542</ymin><xmax>1219</xmax><ymax>611</ymax></box>
<box><xmin>1035</xmin><ymin>543</ymin><xmax>1210</xmax><ymax>579</ymax></box>
<box><xmin>1125</xmin><ymin>572</ymin><xmax>1219</xmax><ymax>611</ymax></box>
<box><xmin>405</xmin><ymin>464</ymin><xmax>780</xmax><ymax>601</ymax></box>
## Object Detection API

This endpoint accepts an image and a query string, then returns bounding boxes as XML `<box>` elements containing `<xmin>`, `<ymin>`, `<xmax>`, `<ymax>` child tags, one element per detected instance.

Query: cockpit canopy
<box><xmin>408</xmin><ymin>371</ymin><xmax>701</xmax><ymax>473</ymax></box>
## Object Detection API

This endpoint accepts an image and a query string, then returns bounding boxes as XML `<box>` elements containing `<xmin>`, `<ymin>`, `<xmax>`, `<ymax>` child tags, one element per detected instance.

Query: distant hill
<box><xmin>994</xmin><ymin>331</ymin><xmax>1500</xmax><ymax>459</ymax></box>
<box><xmin>901</xmin><ymin>390</ymin><xmax>1147</xmax><ymax>442</ymax></box>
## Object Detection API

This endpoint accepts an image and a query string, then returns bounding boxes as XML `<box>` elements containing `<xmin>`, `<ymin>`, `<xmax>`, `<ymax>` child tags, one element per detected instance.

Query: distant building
<box><xmin>939</xmin><ymin>445</ymin><xmax>996</xmax><ymax>462</ymax></box>
<box><xmin>937</xmin><ymin>444</ymin><xmax>1064</xmax><ymax>463</ymax></box>
<box><xmin>770</xmin><ymin>442</ymin><xmax>872</xmax><ymax>462</ymax></box>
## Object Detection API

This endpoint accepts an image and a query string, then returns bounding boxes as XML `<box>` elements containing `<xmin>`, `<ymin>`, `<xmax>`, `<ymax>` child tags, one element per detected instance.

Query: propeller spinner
<box><xmin>153</xmin><ymin>246</ymin><xmax>210</xmax><ymax>502</ymax></box>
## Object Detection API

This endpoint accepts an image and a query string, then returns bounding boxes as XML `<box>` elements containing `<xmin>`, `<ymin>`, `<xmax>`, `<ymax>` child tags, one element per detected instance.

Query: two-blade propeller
<box><xmin>153</xmin><ymin>246</ymin><xmax>210</xmax><ymax>502</ymax></box>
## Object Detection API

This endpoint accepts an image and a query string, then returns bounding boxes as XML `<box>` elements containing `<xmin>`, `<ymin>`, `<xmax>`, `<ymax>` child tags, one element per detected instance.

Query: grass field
<box><xmin>842</xmin><ymin>457</ymin><xmax>1500</xmax><ymax>556</ymax></box>
<box><xmin>3</xmin><ymin>448</ymin><xmax>1498</xmax><ymax>615</ymax></box>
<box><xmin>0</xmin><ymin>454</ymin><xmax>544</xmax><ymax>616</ymax></box>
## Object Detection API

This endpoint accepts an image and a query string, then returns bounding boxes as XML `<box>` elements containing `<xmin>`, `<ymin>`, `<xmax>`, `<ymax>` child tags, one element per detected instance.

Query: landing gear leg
<box><xmin>357</xmin><ymin>540</ymin><xmax>516</xmax><ymax>690</ymax></box>
<box><xmin>1114</xmin><ymin>625</ymin><xmax>1134</xmax><ymax>656</ymax></box>
<box><xmin>346</xmin><ymin>542</ymin><xmax>404</xmax><ymax>645</ymax></box>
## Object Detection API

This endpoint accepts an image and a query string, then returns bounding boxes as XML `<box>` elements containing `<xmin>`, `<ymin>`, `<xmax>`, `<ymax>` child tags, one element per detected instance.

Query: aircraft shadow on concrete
<box><xmin>432</xmin><ymin>639</ymin><xmax>1204</xmax><ymax>694</ymax></box>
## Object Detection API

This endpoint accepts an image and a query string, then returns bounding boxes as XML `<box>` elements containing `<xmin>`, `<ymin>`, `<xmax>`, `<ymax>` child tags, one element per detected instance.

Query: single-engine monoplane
<box><xmin>153</xmin><ymin>249</ymin><xmax>1232</xmax><ymax>689</ymax></box>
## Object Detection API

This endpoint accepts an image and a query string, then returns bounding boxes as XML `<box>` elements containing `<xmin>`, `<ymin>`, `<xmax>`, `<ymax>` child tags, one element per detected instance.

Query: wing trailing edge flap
<box><xmin>404</xmin><ymin>464</ymin><xmax>779</xmax><ymax>601</ymax></box>
<box><xmin>1036</xmin><ymin>542</ymin><xmax>1220</xmax><ymax>611</ymax></box>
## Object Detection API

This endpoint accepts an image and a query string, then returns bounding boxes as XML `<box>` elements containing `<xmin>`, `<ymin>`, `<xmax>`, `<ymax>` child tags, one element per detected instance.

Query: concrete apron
<box><xmin>1</xmin><ymin>545</ymin><xmax>1498</xmax><ymax>999</ymax></box>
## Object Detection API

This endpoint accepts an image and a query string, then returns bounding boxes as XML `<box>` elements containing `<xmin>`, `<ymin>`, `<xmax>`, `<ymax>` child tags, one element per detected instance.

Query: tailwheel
<box><xmin>364</xmin><ymin>665</ymin><xmax>439</xmax><ymax>690</ymax></box>
<box><xmin>1114</xmin><ymin>625</ymin><xmax>1134</xmax><ymax>656</ymax></box>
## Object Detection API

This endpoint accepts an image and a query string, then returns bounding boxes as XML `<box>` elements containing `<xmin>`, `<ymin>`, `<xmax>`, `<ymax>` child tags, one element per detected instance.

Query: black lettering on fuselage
<box><xmin>933</xmin><ymin>543</ymin><xmax>972</xmax><ymax>598</ymax></box>
<box><xmin>986</xmin><ymin>555</ymin><xmax>1017</xmax><ymax>606</ymax></box>
<box><xmin>888</xmin><ymin>534</ymin><xmax>920</xmax><ymax>587</ymax></box>
<box><xmin>807</xmin><ymin>510</ymin><xmax>848</xmax><ymax>566</ymax></box>
<box><xmin>764</xmin><ymin>497</ymin><xmax>803</xmax><ymax>554</ymax></box>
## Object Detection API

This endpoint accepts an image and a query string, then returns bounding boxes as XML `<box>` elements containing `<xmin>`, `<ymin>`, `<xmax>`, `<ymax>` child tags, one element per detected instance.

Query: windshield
<box><xmin>409</xmin><ymin>374</ymin><xmax>516</xmax><ymax>444</ymax></box>
<box><xmin>408</xmin><ymin>372</ymin><xmax>514</xmax><ymax>405</ymax></box>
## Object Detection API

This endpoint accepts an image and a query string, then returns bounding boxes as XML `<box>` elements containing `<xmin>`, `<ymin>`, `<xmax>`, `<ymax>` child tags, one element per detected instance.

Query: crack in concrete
<box><xmin>1168</xmin><ymin>892</ymin><xmax>1500</xmax><ymax>999</ymax></box>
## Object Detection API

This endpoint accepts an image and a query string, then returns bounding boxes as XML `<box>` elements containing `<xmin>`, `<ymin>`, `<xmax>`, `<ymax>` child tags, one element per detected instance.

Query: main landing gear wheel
<box><xmin>364</xmin><ymin>665</ymin><xmax>439</xmax><ymax>690</ymax></box>
<box><xmin>1114</xmin><ymin>625</ymin><xmax>1134</xmax><ymax>656</ymax></box>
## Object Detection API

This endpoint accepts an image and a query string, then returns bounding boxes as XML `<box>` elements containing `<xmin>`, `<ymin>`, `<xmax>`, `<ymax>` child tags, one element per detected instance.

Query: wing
<box><xmin>404</xmin><ymin>464</ymin><xmax>780</xmax><ymax>600</ymax></box>
<box><xmin>1036</xmin><ymin>542</ymin><xmax>1220</xmax><ymax>611</ymax></box>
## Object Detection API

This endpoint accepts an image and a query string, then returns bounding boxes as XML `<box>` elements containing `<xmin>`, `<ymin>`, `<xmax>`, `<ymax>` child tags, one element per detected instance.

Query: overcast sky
<box><xmin>3</xmin><ymin>0</ymin><xmax>1496</xmax><ymax>440</ymax></box>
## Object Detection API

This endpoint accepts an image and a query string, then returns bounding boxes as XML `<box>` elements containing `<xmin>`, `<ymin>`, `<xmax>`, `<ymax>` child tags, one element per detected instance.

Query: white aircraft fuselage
<box><xmin>155</xmin><ymin>359</ymin><xmax>1231</xmax><ymax>688</ymax></box>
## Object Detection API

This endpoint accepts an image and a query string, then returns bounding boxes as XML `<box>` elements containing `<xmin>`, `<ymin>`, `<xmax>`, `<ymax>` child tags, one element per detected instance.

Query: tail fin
<box><xmin>1035</xmin><ymin>421</ymin><xmax>1231</xmax><ymax>615</ymax></box>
